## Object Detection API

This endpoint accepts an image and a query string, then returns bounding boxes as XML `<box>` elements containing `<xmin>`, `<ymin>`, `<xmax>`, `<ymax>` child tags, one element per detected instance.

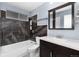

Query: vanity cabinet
<box><xmin>40</xmin><ymin>40</ymin><xmax>79</xmax><ymax>57</ymax></box>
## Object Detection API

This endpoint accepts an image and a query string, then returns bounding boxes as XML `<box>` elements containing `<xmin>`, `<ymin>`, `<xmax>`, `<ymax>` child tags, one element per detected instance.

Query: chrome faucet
<box><xmin>56</xmin><ymin>35</ymin><xmax>62</xmax><ymax>38</ymax></box>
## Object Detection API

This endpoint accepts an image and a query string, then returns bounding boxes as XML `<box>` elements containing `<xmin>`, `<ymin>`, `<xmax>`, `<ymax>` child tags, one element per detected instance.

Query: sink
<box><xmin>55</xmin><ymin>35</ymin><xmax>63</xmax><ymax>38</ymax></box>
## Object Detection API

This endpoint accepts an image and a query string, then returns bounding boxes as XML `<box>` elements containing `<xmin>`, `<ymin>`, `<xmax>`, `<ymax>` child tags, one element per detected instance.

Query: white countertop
<box><xmin>36</xmin><ymin>36</ymin><xmax>79</xmax><ymax>51</ymax></box>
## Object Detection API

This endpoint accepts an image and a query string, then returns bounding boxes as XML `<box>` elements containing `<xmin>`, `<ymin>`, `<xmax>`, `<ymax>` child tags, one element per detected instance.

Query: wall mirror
<box><xmin>48</xmin><ymin>2</ymin><xmax>75</xmax><ymax>30</ymax></box>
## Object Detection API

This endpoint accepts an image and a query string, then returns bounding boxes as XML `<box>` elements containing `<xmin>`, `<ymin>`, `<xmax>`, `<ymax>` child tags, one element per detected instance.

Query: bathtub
<box><xmin>0</xmin><ymin>40</ymin><xmax>39</xmax><ymax>57</ymax></box>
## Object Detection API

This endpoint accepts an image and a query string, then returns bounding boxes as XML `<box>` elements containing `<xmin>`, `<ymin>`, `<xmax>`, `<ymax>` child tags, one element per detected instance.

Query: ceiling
<box><xmin>6</xmin><ymin>2</ymin><xmax>45</xmax><ymax>12</ymax></box>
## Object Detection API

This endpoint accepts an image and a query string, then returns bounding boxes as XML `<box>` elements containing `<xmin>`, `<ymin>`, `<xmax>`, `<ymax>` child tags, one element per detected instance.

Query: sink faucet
<box><xmin>56</xmin><ymin>35</ymin><xmax>62</xmax><ymax>38</ymax></box>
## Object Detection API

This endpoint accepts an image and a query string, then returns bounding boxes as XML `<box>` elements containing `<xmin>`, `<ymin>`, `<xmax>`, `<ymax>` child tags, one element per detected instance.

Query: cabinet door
<box><xmin>67</xmin><ymin>48</ymin><xmax>79</xmax><ymax>57</ymax></box>
<box><xmin>52</xmin><ymin>44</ymin><xmax>69</xmax><ymax>57</ymax></box>
<box><xmin>40</xmin><ymin>40</ymin><xmax>51</xmax><ymax>57</ymax></box>
<box><xmin>40</xmin><ymin>40</ymin><xmax>67</xmax><ymax>57</ymax></box>
<box><xmin>40</xmin><ymin>45</ymin><xmax>51</xmax><ymax>57</ymax></box>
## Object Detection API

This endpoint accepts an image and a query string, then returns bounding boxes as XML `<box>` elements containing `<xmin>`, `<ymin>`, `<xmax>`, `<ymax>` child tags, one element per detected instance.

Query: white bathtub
<box><xmin>0</xmin><ymin>40</ymin><xmax>39</xmax><ymax>57</ymax></box>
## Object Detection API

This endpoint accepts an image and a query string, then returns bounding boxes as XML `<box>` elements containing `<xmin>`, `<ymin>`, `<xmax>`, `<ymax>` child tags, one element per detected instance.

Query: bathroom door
<box><xmin>29</xmin><ymin>15</ymin><xmax>37</xmax><ymax>39</ymax></box>
<box><xmin>32</xmin><ymin>15</ymin><xmax>37</xmax><ymax>31</ymax></box>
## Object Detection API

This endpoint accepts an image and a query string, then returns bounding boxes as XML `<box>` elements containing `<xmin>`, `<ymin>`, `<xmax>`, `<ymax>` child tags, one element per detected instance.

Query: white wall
<box><xmin>48</xmin><ymin>2</ymin><xmax>79</xmax><ymax>40</ymax></box>
<box><xmin>30</xmin><ymin>2</ymin><xmax>66</xmax><ymax>26</ymax></box>
<box><xmin>0</xmin><ymin>2</ymin><xmax>30</xmax><ymax>21</ymax></box>
<box><xmin>0</xmin><ymin>3</ymin><xmax>2</xmax><ymax>10</ymax></box>
<box><xmin>30</xmin><ymin>2</ymin><xmax>49</xmax><ymax>25</ymax></box>
<box><xmin>30</xmin><ymin>2</ymin><xmax>79</xmax><ymax>40</ymax></box>
<box><xmin>0</xmin><ymin>2</ymin><xmax>30</xmax><ymax>16</ymax></box>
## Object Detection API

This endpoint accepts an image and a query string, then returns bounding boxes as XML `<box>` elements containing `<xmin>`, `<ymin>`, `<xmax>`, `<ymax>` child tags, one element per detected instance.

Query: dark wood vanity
<box><xmin>40</xmin><ymin>40</ymin><xmax>79</xmax><ymax>57</ymax></box>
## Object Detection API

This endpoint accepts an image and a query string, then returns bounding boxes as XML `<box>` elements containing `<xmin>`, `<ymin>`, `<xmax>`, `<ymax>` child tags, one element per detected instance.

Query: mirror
<box><xmin>48</xmin><ymin>2</ymin><xmax>75</xmax><ymax>30</ymax></box>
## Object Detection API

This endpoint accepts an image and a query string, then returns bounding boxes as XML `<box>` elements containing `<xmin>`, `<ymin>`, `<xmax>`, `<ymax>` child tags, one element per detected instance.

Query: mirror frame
<box><xmin>48</xmin><ymin>2</ymin><xmax>75</xmax><ymax>30</ymax></box>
